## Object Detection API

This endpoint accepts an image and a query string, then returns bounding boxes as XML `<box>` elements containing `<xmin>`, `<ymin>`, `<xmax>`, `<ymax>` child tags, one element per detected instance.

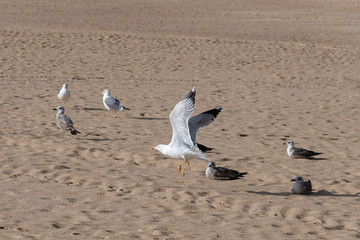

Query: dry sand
<box><xmin>0</xmin><ymin>0</ymin><xmax>359</xmax><ymax>239</ymax></box>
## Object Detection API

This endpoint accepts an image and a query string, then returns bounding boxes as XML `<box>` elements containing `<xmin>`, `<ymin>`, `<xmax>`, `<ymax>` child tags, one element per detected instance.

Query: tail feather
<box><xmin>123</xmin><ymin>106</ymin><xmax>130</xmax><ymax>111</ymax></box>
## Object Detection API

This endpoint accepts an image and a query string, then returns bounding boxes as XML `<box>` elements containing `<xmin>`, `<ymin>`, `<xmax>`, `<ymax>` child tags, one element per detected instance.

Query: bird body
<box><xmin>53</xmin><ymin>106</ymin><xmax>80</xmax><ymax>135</ymax></box>
<box><xmin>291</xmin><ymin>176</ymin><xmax>312</xmax><ymax>194</ymax></box>
<box><xmin>153</xmin><ymin>87</ymin><xmax>209</xmax><ymax>176</ymax></box>
<box><xmin>57</xmin><ymin>83</ymin><xmax>70</xmax><ymax>101</ymax></box>
<box><xmin>101</xmin><ymin>89</ymin><xmax>130</xmax><ymax>118</ymax></box>
<box><xmin>206</xmin><ymin>161</ymin><xmax>247</xmax><ymax>180</ymax></box>
<box><xmin>284</xmin><ymin>141</ymin><xmax>322</xmax><ymax>158</ymax></box>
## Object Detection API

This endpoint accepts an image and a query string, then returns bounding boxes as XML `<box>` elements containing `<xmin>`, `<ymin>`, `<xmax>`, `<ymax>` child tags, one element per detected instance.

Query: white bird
<box><xmin>284</xmin><ymin>141</ymin><xmax>322</xmax><ymax>158</ymax></box>
<box><xmin>53</xmin><ymin>106</ymin><xmax>80</xmax><ymax>135</ymax></box>
<box><xmin>189</xmin><ymin>106</ymin><xmax>222</xmax><ymax>152</ymax></box>
<box><xmin>291</xmin><ymin>176</ymin><xmax>312</xmax><ymax>194</ymax></box>
<box><xmin>57</xmin><ymin>83</ymin><xmax>70</xmax><ymax>101</ymax></box>
<box><xmin>206</xmin><ymin>161</ymin><xmax>247</xmax><ymax>180</ymax></box>
<box><xmin>101</xmin><ymin>89</ymin><xmax>130</xmax><ymax>118</ymax></box>
<box><xmin>152</xmin><ymin>87</ymin><xmax>209</xmax><ymax>176</ymax></box>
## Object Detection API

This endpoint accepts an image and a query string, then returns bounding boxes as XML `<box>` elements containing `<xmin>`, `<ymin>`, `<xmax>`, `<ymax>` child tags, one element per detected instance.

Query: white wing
<box><xmin>169</xmin><ymin>87</ymin><xmax>196</xmax><ymax>148</ymax></box>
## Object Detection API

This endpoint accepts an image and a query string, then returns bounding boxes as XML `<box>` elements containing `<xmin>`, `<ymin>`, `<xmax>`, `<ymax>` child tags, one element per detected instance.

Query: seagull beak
<box><xmin>100</xmin><ymin>92</ymin><xmax>103</xmax><ymax>95</ymax></box>
<box><xmin>152</xmin><ymin>147</ymin><xmax>156</xmax><ymax>150</ymax></box>
<box><xmin>283</xmin><ymin>142</ymin><xmax>287</xmax><ymax>145</ymax></box>
<box><xmin>291</xmin><ymin>179</ymin><xmax>296</xmax><ymax>181</ymax></box>
<box><xmin>53</xmin><ymin>108</ymin><xmax>57</xmax><ymax>111</ymax></box>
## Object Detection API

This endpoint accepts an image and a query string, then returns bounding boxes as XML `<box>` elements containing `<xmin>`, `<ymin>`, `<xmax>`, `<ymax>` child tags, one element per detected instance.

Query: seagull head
<box><xmin>152</xmin><ymin>144</ymin><xmax>167</xmax><ymax>154</ymax></box>
<box><xmin>101</xmin><ymin>89</ymin><xmax>110</xmax><ymax>97</ymax></box>
<box><xmin>62</xmin><ymin>83</ymin><xmax>68</xmax><ymax>89</ymax></box>
<box><xmin>283</xmin><ymin>141</ymin><xmax>294</xmax><ymax>147</ymax></box>
<box><xmin>208</xmin><ymin>161</ymin><xmax>216</xmax><ymax>168</ymax></box>
<box><xmin>53</xmin><ymin>106</ymin><xmax>65</xmax><ymax>113</ymax></box>
<box><xmin>291</xmin><ymin>176</ymin><xmax>304</xmax><ymax>182</ymax></box>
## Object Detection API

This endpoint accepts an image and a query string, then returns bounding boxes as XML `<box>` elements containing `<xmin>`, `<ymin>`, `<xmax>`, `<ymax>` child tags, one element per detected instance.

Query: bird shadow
<box><xmin>131</xmin><ymin>117</ymin><xmax>168</xmax><ymax>121</ymax></box>
<box><xmin>306</xmin><ymin>157</ymin><xmax>329</xmax><ymax>160</ymax></box>
<box><xmin>83</xmin><ymin>107</ymin><xmax>104</xmax><ymax>111</ymax></box>
<box><xmin>86</xmin><ymin>138</ymin><xmax>113</xmax><ymax>142</ymax></box>
<box><xmin>246</xmin><ymin>190</ymin><xmax>360</xmax><ymax>197</ymax></box>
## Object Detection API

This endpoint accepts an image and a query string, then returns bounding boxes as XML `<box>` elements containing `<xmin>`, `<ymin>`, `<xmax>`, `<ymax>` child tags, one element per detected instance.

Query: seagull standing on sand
<box><xmin>291</xmin><ymin>176</ymin><xmax>312</xmax><ymax>194</ymax></box>
<box><xmin>57</xmin><ymin>83</ymin><xmax>70</xmax><ymax>101</ymax></box>
<box><xmin>53</xmin><ymin>106</ymin><xmax>80</xmax><ymax>135</ymax></box>
<box><xmin>152</xmin><ymin>87</ymin><xmax>209</xmax><ymax>176</ymax></box>
<box><xmin>206</xmin><ymin>161</ymin><xmax>247</xmax><ymax>180</ymax></box>
<box><xmin>284</xmin><ymin>141</ymin><xmax>322</xmax><ymax>158</ymax></box>
<box><xmin>189</xmin><ymin>106</ymin><xmax>222</xmax><ymax>152</ymax></box>
<box><xmin>101</xmin><ymin>89</ymin><xmax>130</xmax><ymax>118</ymax></box>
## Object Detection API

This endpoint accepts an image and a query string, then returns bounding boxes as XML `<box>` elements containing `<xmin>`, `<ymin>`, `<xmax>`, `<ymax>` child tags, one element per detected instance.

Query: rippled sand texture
<box><xmin>1</xmin><ymin>0</ymin><xmax>360</xmax><ymax>239</ymax></box>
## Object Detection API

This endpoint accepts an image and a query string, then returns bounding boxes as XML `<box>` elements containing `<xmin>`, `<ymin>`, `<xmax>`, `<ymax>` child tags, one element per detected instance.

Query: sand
<box><xmin>0</xmin><ymin>0</ymin><xmax>359</xmax><ymax>239</ymax></box>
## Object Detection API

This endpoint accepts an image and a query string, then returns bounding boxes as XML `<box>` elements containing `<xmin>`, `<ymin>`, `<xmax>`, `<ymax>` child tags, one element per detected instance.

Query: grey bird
<box><xmin>284</xmin><ymin>141</ymin><xmax>322</xmax><ymax>158</ymax></box>
<box><xmin>291</xmin><ymin>176</ymin><xmax>312</xmax><ymax>194</ymax></box>
<box><xmin>53</xmin><ymin>106</ymin><xmax>80</xmax><ymax>135</ymax></box>
<box><xmin>188</xmin><ymin>106</ymin><xmax>222</xmax><ymax>152</ymax></box>
<box><xmin>205</xmin><ymin>161</ymin><xmax>247</xmax><ymax>180</ymax></box>
<box><xmin>101</xmin><ymin>89</ymin><xmax>130</xmax><ymax>118</ymax></box>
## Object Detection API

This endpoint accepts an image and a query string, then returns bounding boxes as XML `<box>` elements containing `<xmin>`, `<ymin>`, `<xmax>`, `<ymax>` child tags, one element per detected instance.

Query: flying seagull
<box><xmin>206</xmin><ymin>161</ymin><xmax>247</xmax><ymax>180</ymax></box>
<box><xmin>53</xmin><ymin>106</ymin><xmax>80</xmax><ymax>135</ymax></box>
<box><xmin>101</xmin><ymin>89</ymin><xmax>130</xmax><ymax>118</ymax></box>
<box><xmin>291</xmin><ymin>176</ymin><xmax>312</xmax><ymax>194</ymax></box>
<box><xmin>152</xmin><ymin>87</ymin><xmax>209</xmax><ymax>176</ymax></box>
<box><xmin>284</xmin><ymin>141</ymin><xmax>322</xmax><ymax>158</ymax></box>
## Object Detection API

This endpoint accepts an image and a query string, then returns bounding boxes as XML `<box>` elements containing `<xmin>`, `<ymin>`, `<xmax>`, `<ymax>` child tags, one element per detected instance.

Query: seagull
<box><xmin>291</xmin><ymin>176</ymin><xmax>312</xmax><ymax>194</ymax></box>
<box><xmin>53</xmin><ymin>106</ymin><xmax>80</xmax><ymax>135</ymax></box>
<box><xmin>206</xmin><ymin>161</ymin><xmax>247</xmax><ymax>180</ymax></box>
<box><xmin>57</xmin><ymin>83</ymin><xmax>70</xmax><ymax>101</ymax></box>
<box><xmin>152</xmin><ymin>87</ymin><xmax>209</xmax><ymax>176</ymax></box>
<box><xmin>101</xmin><ymin>89</ymin><xmax>130</xmax><ymax>118</ymax></box>
<box><xmin>189</xmin><ymin>106</ymin><xmax>222</xmax><ymax>152</ymax></box>
<box><xmin>283</xmin><ymin>141</ymin><xmax>322</xmax><ymax>158</ymax></box>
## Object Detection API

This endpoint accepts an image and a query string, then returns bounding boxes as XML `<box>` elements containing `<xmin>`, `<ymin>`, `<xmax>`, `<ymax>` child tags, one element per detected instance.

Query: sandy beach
<box><xmin>0</xmin><ymin>0</ymin><xmax>359</xmax><ymax>239</ymax></box>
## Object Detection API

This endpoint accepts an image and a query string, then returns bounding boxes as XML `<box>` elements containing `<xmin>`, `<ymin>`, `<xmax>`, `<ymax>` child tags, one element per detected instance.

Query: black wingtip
<box><xmin>197</xmin><ymin>143</ymin><xmax>213</xmax><ymax>152</ymax></box>
<box><xmin>202</xmin><ymin>106</ymin><xmax>222</xmax><ymax>119</ymax></box>
<box><xmin>70</xmin><ymin>129</ymin><xmax>81</xmax><ymax>135</ymax></box>
<box><xmin>184</xmin><ymin>87</ymin><xmax>196</xmax><ymax>104</ymax></box>
<box><xmin>124</xmin><ymin>107</ymin><xmax>130</xmax><ymax>111</ymax></box>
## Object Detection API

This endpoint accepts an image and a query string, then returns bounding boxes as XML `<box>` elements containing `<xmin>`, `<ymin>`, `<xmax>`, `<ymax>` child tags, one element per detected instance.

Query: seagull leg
<box><xmin>182</xmin><ymin>160</ymin><xmax>190</xmax><ymax>176</ymax></box>
<box><xmin>114</xmin><ymin>111</ymin><xmax>118</xmax><ymax>118</ymax></box>
<box><xmin>178</xmin><ymin>159</ymin><xmax>188</xmax><ymax>173</ymax></box>
<box><xmin>103</xmin><ymin>111</ymin><xmax>110</xmax><ymax>116</ymax></box>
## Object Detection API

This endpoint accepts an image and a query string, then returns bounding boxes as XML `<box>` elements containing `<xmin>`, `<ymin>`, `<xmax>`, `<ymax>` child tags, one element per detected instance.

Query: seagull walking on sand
<box><xmin>291</xmin><ymin>176</ymin><xmax>312</xmax><ymax>194</ymax></box>
<box><xmin>101</xmin><ymin>89</ymin><xmax>130</xmax><ymax>118</ymax></box>
<box><xmin>206</xmin><ymin>161</ymin><xmax>247</xmax><ymax>180</ymax></box>
<box><xmin>152</xmin><ymin>87</ymin><xmax>209</xmax><ymax>176</ymax></box>
<box><xmin>57</xmin><ymin>83</ymin><xmax>70</xmax><ymax>101</ymax></box>
<box><xmin>284</xmin><ymin>141</ymin><xmax>322</xmax><ymax>158</ymax></box>
<box><xmin>53</xmin><ymin>106</ymin><xmax>80</xmax><ymax>135</ymax></box>
<box><xmin>189</xmin><ymin>106</ymin><xmax>222</xmax><ymax>152</ymax></box>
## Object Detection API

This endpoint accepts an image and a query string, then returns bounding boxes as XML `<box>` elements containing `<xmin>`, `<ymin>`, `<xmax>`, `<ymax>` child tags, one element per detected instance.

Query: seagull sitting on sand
<box><xmin>57</xmin><ymin>83</ymin><xmax>70</xmax><ymax>101</ymax></box>
<box><xmin>101</xmin><ymin>89</ymin><xmax>130</xmax><ymax>118</ymax></box>
<box><xmin>284</xmin><ymin>141</ymin><xmax>322</xmax><ymax>158</ymax></box>
<box><xmin>206</xmin><ymin>161</ymin><xmax>247</xmax><ymax>180</ymax></box>
<box><xmin>53</xmin><ymin>106</ymin><xmax>80</xmax><ymax>135</ymax></box>
<box><xmin>291</xmin><ymin>176</ymin><xmax>312</xmax><ymax>194</ymax></box>
<box><xmin>152</xmin><ymin>87</ymin><xmax>209</xmax><ymax>176</ymax></box>
<box><xmin>189</xmin><ymin>106</ymin><xmax>222</xmax><ymax>152</ymax></box>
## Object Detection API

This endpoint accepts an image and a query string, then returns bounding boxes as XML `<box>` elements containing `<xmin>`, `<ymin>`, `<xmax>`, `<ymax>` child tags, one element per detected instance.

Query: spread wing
<box><xmin>169</xmin><ymin>87</ymin><xmax>196</xmax><ymax>148</ymax></box>
<box><xmin>188</xmin><ymin>106</ymin><xmax>222</xmax><ymax>143</ymax></box>
<box><xmin>105</xmin><ymin>96</ymin><xmax>121</xmax><ymax>110</ymax></box>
